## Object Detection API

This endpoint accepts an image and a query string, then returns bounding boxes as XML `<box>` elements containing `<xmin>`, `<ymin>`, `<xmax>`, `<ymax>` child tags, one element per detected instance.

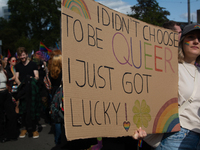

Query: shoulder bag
<box><xmin>44</xmin><ymin>73</ymin><xmax>51</xmax><ymax>90</ymax></box>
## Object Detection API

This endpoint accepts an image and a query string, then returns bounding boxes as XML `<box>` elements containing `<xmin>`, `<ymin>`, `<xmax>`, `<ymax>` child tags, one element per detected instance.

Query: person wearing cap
<box><xmin>132</xmin><ymin>24</ymin><xmax>200</xmax><ymax>150</ymax></box>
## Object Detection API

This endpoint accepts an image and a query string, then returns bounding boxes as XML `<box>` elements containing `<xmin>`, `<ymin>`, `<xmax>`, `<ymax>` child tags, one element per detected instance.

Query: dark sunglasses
<box><xmin>11</xmin><ymin>60</ymin><xmax>16</xmax><ymax>63</ymax></box>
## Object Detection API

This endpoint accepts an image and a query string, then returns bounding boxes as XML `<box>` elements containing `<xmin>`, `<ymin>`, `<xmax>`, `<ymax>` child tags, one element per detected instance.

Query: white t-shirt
<box><xmin>178</xmin><ymin>62</ymin><xmax>200</xmax><ymax>133</ymax></box>
<box><xmin>0</xmin><ymin>70</ymin><xmax>7</xmax><ymax>89</ymax></box>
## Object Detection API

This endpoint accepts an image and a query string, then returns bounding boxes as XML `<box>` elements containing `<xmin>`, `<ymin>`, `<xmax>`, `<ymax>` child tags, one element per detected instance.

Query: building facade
<box><xmin>2</xmin><ymin>6</ymin><xmax>11</xmax><ymax>21</ymax></box>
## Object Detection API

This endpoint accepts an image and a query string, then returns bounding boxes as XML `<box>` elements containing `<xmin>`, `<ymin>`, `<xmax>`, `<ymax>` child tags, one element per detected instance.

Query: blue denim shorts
<box><xmin>155</xmin><ymin>127</ymin><xmax>200</xmax><ymax>150</ymax></box>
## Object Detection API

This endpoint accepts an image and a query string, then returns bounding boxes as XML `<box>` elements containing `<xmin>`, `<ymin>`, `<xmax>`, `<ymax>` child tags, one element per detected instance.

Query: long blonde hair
<box><xmin>48</xmin><ymin>50</ymin><xmax>62</xmax><ymax>73</ymax></box>
<box><xmin>50</xmin><ymin>55</ymin><xmax>62</xmax><ymax>79</ymax></box>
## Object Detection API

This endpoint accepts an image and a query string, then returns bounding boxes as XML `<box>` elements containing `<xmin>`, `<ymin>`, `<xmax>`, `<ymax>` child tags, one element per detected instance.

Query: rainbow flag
<box><xmin>10</xmin><ymin>65</ymin><xmax>16</xmax><ymax>75</ymax></box>
<box><xmin>138</xmin><ymin>140</ymin><xmax>143</xmax><ymax>148</ymax></box>
<box><xmin>15</xmin><ymin>52</ymin><xmax>18</xmax><ymax>58</ymax></box>
<box><xmin>0</xmin><ymin>54</ymin><xmax>3</xmax><ymax>60</ymax></box>
<box><xmin>39</xmin><ymin>42</ymin><xmax>52</xmax><ymax>53</ymax></box>
<box><xmin>7</xmin><ymin>49</ymin><xmax>11</xmax><ymax>58</ymax></box>
<box><xmin>55</xmin><ymin>42</ymin><xmax>60</xmax><ymax>49</ymax></box>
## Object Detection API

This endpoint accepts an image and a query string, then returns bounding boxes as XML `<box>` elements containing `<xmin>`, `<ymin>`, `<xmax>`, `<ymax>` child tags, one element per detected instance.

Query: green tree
<box><xmin>7</xmin><ymin>0</ymin><xmax>61</xmax><ymax>51</ymax></box>
<box><xmin>128</xmin><ymin>0</ymin><xmax>170</xmax><ymax>26</ymax></box>
<box><xmin>0</xmin><ymin>18</ymin><xmax>20</xmax><ymax>55</ymax></box>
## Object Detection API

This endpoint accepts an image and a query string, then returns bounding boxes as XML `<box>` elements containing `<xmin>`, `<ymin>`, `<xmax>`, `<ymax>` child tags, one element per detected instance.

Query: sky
<box><xmin>0</xmin><ymin>0</ymin><xmax>7</xmax><ymax>16</ymax></box>
<box><xmin>96</xmin><ymin>0</ymin><xmax>200</xmax><ymax>23</ymax></box>
<box><xmin>0</xmin><ymin>0</ymin><xmax>199</xmax><ymax>23</ymax></box>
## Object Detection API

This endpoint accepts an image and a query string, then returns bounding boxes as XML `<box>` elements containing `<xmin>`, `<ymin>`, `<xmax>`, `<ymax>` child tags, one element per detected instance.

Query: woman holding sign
<box><xmin>133</xmin><ymin>24</ymin><xmax>200</xmax><ymax>150</ymax></box>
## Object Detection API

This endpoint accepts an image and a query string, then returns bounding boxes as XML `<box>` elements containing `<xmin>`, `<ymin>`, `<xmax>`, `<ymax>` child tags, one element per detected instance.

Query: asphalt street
<box><xmin>0</xmin><ymin>119</ymin><xmax>153</xmax><ymax>150</ymax></box>
<box><xmin>0</xmin><ymin>119</ymin><xmax>56</xmax><ymax>150</ymax></box>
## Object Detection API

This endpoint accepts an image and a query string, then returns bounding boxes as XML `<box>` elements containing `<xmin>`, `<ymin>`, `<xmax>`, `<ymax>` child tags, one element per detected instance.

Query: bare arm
<box><xmin>34</xmin><ymin>70</ymin><xmax>39</xmax><ymax>80</ymax></box>
<box><xmin>15</xmin><ymin>72</ymin><xmax>21</xmax><ymax>85</ymax></box>
<box><xmin>11</xmin><ymin>74</ymin><xmax>16</xmax><ymax>81</ymax></box>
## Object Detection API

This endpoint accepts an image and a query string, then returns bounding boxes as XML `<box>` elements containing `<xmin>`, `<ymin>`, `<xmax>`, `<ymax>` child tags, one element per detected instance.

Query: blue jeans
<box><xmin>155</xmin><ymin>127</ymin><xmax>200</xmax><ymax>150</ymax></box>
<box><xmin>54</xmin><ymin>123</ymin><xmax>61</xmax><ymax>145</ymax></box>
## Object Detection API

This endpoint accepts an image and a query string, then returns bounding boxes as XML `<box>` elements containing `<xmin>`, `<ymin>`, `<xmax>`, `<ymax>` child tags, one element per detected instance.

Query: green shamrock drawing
<box><xmin>132</xmin><ymin>99</ymin><xmax>151</xmax><ymax>128</ymax></box>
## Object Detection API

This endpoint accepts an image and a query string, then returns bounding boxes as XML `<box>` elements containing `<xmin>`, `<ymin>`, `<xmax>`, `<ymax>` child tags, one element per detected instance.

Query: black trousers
<box><xmin>21</xmin><ymin>113</ymin><xmax>37</xmax><ymax>133</ymax></box>
<box><xmin>0</xmin><ymin>89</ymin><xmax>18</xmax><ymax>140</ymax></box>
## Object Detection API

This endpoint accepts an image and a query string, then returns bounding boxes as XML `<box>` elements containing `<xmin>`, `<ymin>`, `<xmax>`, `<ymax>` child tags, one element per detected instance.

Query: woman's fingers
<box><xmin>132</xmin><ymin>127</ymin><xmax>147</xmax><ymax>140</ymax></box>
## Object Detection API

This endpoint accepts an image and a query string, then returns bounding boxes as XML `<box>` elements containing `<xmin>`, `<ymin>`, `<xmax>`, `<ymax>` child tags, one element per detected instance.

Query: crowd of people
<box><xmin>1</xmin><ymin>21</ymin><xmax>200</xmax><ymax>150</ymax></box>
<box><xmin>0</xmin><ymin>47</ymin><xmax>64</xmax><ymax>147</ymax></box>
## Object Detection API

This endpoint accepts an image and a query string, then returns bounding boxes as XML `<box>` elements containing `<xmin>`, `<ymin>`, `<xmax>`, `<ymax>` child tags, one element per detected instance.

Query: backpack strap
<box><xmin>58</xmin><ymin>84</ymin><xmax>64</xmax><ymax>119</ymax></box>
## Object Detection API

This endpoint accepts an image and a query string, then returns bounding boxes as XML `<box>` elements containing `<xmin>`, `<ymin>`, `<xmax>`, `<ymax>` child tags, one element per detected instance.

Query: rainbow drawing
<box><xmin>185</xmin><ymin>41</ymin><xmax>190</xmax><ymax>45</ymax></box>
<box><xmin>152</xmin><ymin>98</ymin><xmax>180</xmax><ymax>133</ymax></box>
<box><xmin>62</xmin><ymin>0</ymin><xmax>91</xmax><ymax>19</ymax></box>
<box><xmin>123</xmin><ymin>121</ymin><xmax>130</xmax><ymax>132</ymax></box>
<box><xmin>194</xmin><ymin>25</ymin><xmax>200</xmax><ymax>28</ymax></box>
<box><xmin>123</xmin><ymin>103</ymin><xmax>130</xmax><ymax>131</ymax></box>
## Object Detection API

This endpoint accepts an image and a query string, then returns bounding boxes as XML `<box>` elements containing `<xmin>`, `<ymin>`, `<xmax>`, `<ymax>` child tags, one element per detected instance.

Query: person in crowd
<box><xmin>48</xmin><ymin>49</ymin><xmax>62</xmax><ymax>78</ymax></box>
<box><xmin>34</xmin><ymin>51</ymin><xmax>47</xmax><ymax>83</ymax></box>
<box><xmin>49</xmin><ymin>54</ymin><xmax>62</xmax><ymax>146</ymax></box>
<box><xmin>5</xmin><ymin>56</ymin><xmax>19</xmax><ymax>114</ymax></box>
<box><xmin>133</xmin><ymin>24</ymin><xmax>200</xmax><ymax>150</ymax></box>
<box><xmin>163</xmin><ymin>21</ymin><xmax>182</xmax><ymax>41</ymax></box>
<box><xmin>44</xmin><ymin>50</ymin><xmax>62</xmax><ymax>124</ymax></box>
<box><xmin>5</xmin><ymin>56</ymin><xmax>17</xmax><ymax>88</ymax></box>
<box><xmin>49</xmin><ymin>55</ymin><xmax>62</xmax><ymax>97</ymax></box>
<box><xmin>15</xmin><ymin>47</ymin><xmax>39</xmax><ymax>85</ymax></box>
<box><xmin>49</xmin><ymin>54</ymin><xmax>97</xmax><ymax>150</ymax></box>
<box><xmin>31</xmin><ymin>51</ymin><xmax>49</xmax><ymax>132</ymax></box>
<box><xmin>31</xmin><ymin>51</ymin><xmax>47</xmax><ymax>92</ymax></box>
<box><xmin>15</xmin><ymin>47</ymin><xmax>41</xmax><ymax>139</ymax></box>
<box><xmin>0</xmin><ymin>59</ymin><xmax>18</xmax><ymax>143</ymax></box>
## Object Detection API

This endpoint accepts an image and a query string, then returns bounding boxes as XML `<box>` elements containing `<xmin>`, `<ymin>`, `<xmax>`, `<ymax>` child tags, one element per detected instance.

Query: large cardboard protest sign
<box><xmin>61</xmin><ymin>0</ymin><xmax>180</xmax><ymax>140</ymax></box>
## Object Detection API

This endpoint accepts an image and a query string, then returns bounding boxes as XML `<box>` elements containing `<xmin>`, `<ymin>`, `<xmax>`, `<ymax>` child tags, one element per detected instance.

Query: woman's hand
<box><xmin>132</xmin><ymin>127</ymin><xmax>147</xmax><ymax>140</ymax></box>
